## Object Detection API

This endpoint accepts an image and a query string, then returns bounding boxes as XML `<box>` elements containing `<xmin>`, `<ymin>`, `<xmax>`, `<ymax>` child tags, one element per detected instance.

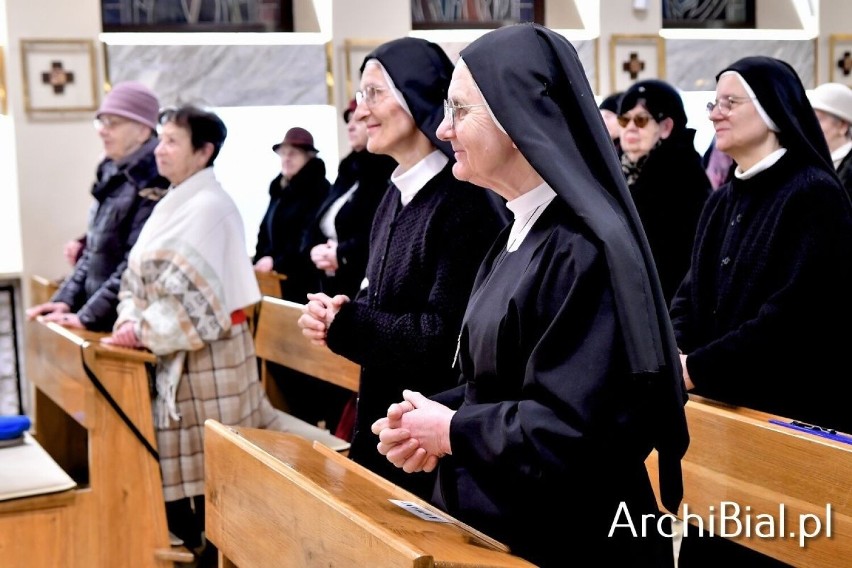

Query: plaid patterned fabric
<box><xmin>156</xmin><ymin>322</ymin><xmax>284</xmax><ymax>502</ymax></box>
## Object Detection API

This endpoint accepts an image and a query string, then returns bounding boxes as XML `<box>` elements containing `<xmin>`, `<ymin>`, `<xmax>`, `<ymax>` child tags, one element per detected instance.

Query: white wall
<box><xmin>214</xmin><ymin>104</ymin><xmax>339</xmax><ymax>255</ymax></box>
<box><xmin>3</xmin><ymin>0</ymin><xmax>104</xmax><ymax>294</ymax></box>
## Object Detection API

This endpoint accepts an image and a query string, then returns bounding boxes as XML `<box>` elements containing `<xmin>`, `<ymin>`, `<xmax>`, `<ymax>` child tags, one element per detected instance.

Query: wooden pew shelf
<box><xmin>646</xmin><ymin>395</ymin><xmax>852</xmax><ymax>568</ymax></box>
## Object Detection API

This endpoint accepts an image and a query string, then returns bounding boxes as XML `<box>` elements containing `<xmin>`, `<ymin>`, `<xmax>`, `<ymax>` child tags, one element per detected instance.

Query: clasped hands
<box><xmin>371</xmin><ymin>390</ymin><xmax>455</xmax><ymax>474</ymax></box>
<box><xmin>298</xmin><ymin>292</ymin><xmax>349</xmax><ymax>346</ymax></box>
<box><xmin>309</xmin><ymin>240</ymin><xmax>339</xmax><ymax>272</ymax></box>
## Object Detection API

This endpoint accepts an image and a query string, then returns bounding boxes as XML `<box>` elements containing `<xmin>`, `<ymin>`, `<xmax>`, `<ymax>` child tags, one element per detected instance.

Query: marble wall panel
<box><xmin>106</xmin><ymin>43</ymin><xmax>328</xmax><ymax>107</ymax></box>
<box><xmin>667</xmin><ymin>39</ymin><xmax>816</xmax><ymax>92</ymax></box>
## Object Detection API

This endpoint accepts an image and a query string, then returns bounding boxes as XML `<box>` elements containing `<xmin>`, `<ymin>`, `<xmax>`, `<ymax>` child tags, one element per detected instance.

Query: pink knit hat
<box><xmin>97</xmin><ymin>81</ymin><xmax>160</xmax><ymax>130</ymax></box>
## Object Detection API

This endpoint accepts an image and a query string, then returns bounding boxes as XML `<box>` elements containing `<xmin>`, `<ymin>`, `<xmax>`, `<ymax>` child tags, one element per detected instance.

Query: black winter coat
<box><xmin>53</xmin><ymin>137</ymin><xmax>168</xmax><ymax>331</ymax></box>
<box><xmin>253</xmin><ymin>157</ymin><xmax>329</xmax><ymax>302</ymax></box>
<box><xmin>837</xmin><ymin>149</ymin><xmax>852</xmax><ymax>199</ymax></box>
<box><xmin>670</xmin><ymin>152</ymin><xmax>852</xmax><ymax>433</ymax></box>
<box><xmin>301</xmin><ymin>150</ymin><xmax>396</xmax><ymax>297</ymax></box>
<box><xmin>627</xmin><ymin>129</ymin><xmax>711</xmax><ymax>306</ymax></box>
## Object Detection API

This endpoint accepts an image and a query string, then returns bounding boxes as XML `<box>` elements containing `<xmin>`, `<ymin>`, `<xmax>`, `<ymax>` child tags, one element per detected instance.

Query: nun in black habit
<box><xmin>371</xmin><ymin>23</ymin><xmax>689</xmax><ymax>567</ymax></box>
<box><xmin>672</xmin><ymin>57</ymin><xmax>852</xmax><ymax>434</ymax></box>
<box><xmin>671</xmin><ymin>56</ymin><xmax>852</xmax><ymax>568</ymax></box>
<box><xmin>298</xmin><ymin>37</ymin><xmax>504</xmax><ymax>499</ymax></box>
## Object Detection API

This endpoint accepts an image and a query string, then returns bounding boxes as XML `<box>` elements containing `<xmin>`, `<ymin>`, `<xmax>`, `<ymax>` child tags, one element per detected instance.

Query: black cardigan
<box><xmin>326</xmin><ymin>163</ymin><xmax>504</xmax><ymax>497</ymax></box>
<box><xmin>670</xmin><ymin>152</ymin><xmax>852</xmax><ymax>433</ymax></box>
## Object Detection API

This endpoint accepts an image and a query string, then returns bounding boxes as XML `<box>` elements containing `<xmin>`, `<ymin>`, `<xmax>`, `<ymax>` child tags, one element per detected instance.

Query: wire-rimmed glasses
<box><xmin>93</xmin><ymin>115</ymin><xmax>130</xmax><ymax>130</ymax></box>
<box><xmin>443</xmin><ymin>100</ymin><xmax>487</xmax><ymax>129</ymax></box>
<box><xmin>354</xmin><ymin>85</ymin><xmax>388</xmax><ymax>107</ymax></box>
<box><xmin>706</xmin><ymin>96</ymin><xmax>755</xmax><ymax>117</ymax></box>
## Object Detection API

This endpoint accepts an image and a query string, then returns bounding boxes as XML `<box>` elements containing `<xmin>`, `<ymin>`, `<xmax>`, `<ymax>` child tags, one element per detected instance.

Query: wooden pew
<box><xmin>254</xmin><ymin>295</ymin><xmax>359</xmax><ymax>414</ymax></box>
<box><xmin>243</xmin><ymin>270</ymin><xmax>287</xmax><ymax>336</ymax></box>
<box><xmin>0</xmin><ymin>318</ymin><xmax>192</xmax><ymax>567</ymax></box>
<box><xmin>645</xmin><ymin>395</ymin><xmax>852</xmax><ymax>567</ymax></box>
<box><xmin>205</xmin><ymin>420</ymin><xmax>537</xmax><ymax>567</ymax></box>
<box><xmin>29</xmin><ymin>274</ymin><xmax>60</xmax><ymax>306</ymax></box>
<box><xmin>254</xmin><ymin>270</ymin><xmax>287</xmax><ymax>298</ymax></box>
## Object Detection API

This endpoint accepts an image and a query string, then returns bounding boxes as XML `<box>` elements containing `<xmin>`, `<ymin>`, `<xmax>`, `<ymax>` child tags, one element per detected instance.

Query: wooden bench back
<box><xmin>255</xmin><ymin>270</ymin><xmax>287</xmax><ymax>298</ymax></box>
<box><xmin>254</xmin><ymin>297</ymin><xmax>360</xmax><ymax>394</ymax></box>
<box><xmin>30</xmin><ymin>274</ymin><xmax>60</xmax><ymax>306</ymax></box>
<box><xmin>646</xmin><ymin>396</ymin><xmax>852</xmax><ymax>567</ymax></box>
<box><xmin>244</xmin><ymin>271</ymin><xmax>287</xmax><ymax>336</ymax></box>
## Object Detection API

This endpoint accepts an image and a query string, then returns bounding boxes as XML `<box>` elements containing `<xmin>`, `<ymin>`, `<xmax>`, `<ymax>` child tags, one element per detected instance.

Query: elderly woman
<box><xmin>104</xmin><ymin>105</ymin><xmax>284</xmax><ymax>563</ymax></box>
<box><xmin>298</xmin><ymin>37</ymin><xmax>505</xmax><ymax>499</ymax></box>
<box><xmin>371</xmin><ymin>24</ymin><xmax>689</xmax><ymax>567</ymax></box>
<box><xmin>253</xmin><ymin>126</ymin><xmax>329</xmax><ymax>301</ymax></box>
<box><xmin>671</xmin><ymin>57</ymin><xmax>852</xmax><ymax>567</ymax></box>
<box><xmin>618</xmin><ymin>79</ymin><xmax>711</xmax><ymax>304</ymax></box>
<box><xmin>808</xmin><ymin>82</ymin><xmax>852</xmax><ymax>196</ymax></box>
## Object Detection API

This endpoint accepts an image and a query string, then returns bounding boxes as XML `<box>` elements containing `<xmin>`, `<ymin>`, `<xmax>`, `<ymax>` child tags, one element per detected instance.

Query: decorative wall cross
<box><xmin>41</xmin><ymin>61</ymin><xmax>75</xmax><ymax>94</ymax></box>
<box><xmin>837</xmin><ymin>51</ymin><xmax>852</xmax><ymax>78</ymax></box>
<box><xmin>622</xmin><ymin>52</ymin><xmax>646</xmax><ymax>80</ymax></box>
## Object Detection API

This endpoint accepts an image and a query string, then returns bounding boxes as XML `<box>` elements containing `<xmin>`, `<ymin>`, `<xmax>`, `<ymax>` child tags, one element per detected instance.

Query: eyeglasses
<box><xmin>354</xmin><ymin>85</ymin><xmax>388</xmax><ymax>107</ymax></box>
<box><xmin>616</xmin><ymin>113</ymin><xmax>654</xmax><ymax>128</ymax></box>
<box><xmin>93</xmin><ymin>115</ymin><xmax>130</xmax><ymax>130</ymax></box>
<box><xmin>706</xmin><ymin>96</ymin><xmax>755</xmax><ymax>117</ymax></box>
<box><xmin>443</xmin><ymin>100</ymin><xmax>487</xmax><ymax>129</ymax></box>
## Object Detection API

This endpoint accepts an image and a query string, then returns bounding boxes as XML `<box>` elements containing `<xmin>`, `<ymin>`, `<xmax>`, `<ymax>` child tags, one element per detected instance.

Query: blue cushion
<box><xmin>0</xmin><ymin>415</ymin><xmax>31</xmax><ymax>440</ymax></box>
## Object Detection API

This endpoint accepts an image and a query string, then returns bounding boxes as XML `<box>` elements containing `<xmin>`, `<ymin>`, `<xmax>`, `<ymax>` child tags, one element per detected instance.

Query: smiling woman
<box><xmin>297</xmin><ymin>36</ymin><xmax>505</xmax><ymax>501</ymax></box>
<box><xmin>671</xmin><ymin>57</ymin><xmax>852</xmax><ymax>565</ymax></box>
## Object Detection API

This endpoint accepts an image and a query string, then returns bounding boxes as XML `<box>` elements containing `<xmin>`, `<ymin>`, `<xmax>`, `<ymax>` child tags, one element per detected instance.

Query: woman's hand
<box><xmin>373</xmin><ymin>390</ymin><xmax>455</xmax><ymax>473</ymax></box>
<box><xmin>297</xmin><ymin>293</ymin><xmax>349</xmax><ymax>345</ymax></box>
<box><xmin>102</xmin><ymin>320</ymin><xmax>143</xmax><ymax>348</ymax></box>
<box><xmin>26</xmin><ymin>301</ymin><xmax>70</xmax><ymax>321</ymax></box>
<box><xmin>42</xmin><ymin>311</ymin><xmax>84</xmax><ymax>329</ymax></box>
<box><xmin>309</xmin><ymin>240</ymin><xmax>339</xmax><ymax>272</ymax></box>
<box><xmin>254</xmin><ymin>256</ymin><xmax>274</xmax><ymax>272</ymax></box>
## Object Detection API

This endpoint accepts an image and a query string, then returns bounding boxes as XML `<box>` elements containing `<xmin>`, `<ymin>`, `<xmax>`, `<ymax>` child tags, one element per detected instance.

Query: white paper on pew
<box><xmin>389</xmin><ymin>499</ymin><xmax>451</xmax><ymax>523</ymax></box>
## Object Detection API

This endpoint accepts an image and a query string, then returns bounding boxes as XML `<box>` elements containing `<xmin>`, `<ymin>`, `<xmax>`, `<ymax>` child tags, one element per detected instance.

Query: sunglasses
<box><xmin>616</xmin><ymin>114</ymin><xmax>654</xmax><ymax>128</ymax></box>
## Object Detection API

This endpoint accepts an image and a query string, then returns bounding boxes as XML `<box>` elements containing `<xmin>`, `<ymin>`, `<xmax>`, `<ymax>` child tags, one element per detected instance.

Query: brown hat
<box><xmin>342</xmin><ymin>99</ymin><xmax>357</xmax><ymax>123</ymax></box>
<box><xmin>272</xmin><ymin>127</ymin><xmax>318</xmax><ymax>153</ymax></box>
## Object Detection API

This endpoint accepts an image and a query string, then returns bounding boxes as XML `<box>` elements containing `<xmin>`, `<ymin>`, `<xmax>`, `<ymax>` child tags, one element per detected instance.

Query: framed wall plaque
<box><xmin>20</xmin><ymin>39</ymin><xmax>98</xmax><ymax>114</ymax></box>
<box><xmin>609</xmin><ymin>34</ymin><xmax>665</xmax><ymax>93</ymax></box>
<box><xmin>829</xmin><ymin>34</ymin><xmax>852</xmax><ymax>87</ymax></box>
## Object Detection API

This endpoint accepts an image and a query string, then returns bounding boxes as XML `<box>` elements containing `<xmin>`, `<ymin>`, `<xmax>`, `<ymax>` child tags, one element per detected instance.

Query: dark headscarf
<box><xmin>719</xmin><ymin>56</ymin><xmax>835</xmax><ymax>176</ymax></box>
<box><xmin>620</xmin><ymin>79</ymin><xmax>688</xmax><ymax>133</ymax></box>
<box><xmin>360</xmin><ymin>37</ymin><xmax>454</xmax><ymax>158</ymax></box>
<box><xmin>461</xmin><ymin>22</ymin><xmax>688</xmax><ymax>514</ymax></box>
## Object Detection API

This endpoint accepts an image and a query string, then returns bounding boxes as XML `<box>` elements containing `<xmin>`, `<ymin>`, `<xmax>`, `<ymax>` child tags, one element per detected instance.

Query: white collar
<box><xmin>831</xmin><ymin>140</ymin><xmax>852</xmax><ymax>168</ymax></box>
<box><xmin>735</xmin><ymin>148</ymin><xmax>787</xmax><ymax>180</ymax></box>
<box><xmin>390</xmin><ymin>150</ymin><xmax>448</xmax><ymax>206</ymax></box>
<box><xmin>504</xmin><ymin>183</ymin><xmax>557</xmax><ymax>252</ymax></box>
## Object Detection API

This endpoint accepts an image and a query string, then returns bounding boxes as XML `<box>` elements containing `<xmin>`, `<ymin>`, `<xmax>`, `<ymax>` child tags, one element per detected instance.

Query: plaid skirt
<box><xmin>156</xmin><ymin>322</ymin><xmax>284</xmax><ymax>502</ymax></box>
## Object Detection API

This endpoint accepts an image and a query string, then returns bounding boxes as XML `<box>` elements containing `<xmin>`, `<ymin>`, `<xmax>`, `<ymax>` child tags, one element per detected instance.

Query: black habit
<box><xmin>417</xmin><ymin>23</ymin><xmax>689</xmax><ymax>568</ymax></box>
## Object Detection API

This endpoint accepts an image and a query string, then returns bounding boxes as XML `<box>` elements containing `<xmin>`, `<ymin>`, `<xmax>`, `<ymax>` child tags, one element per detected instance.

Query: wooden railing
<box><xmin>646</xmin><ymin>395</ymin><xmax>852</xmax><ymax>567</ymax></box>
<box><xmin>204</xmin><ymin>421</ymin><xmax>537</xmax><ymax>567</ymax></box>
